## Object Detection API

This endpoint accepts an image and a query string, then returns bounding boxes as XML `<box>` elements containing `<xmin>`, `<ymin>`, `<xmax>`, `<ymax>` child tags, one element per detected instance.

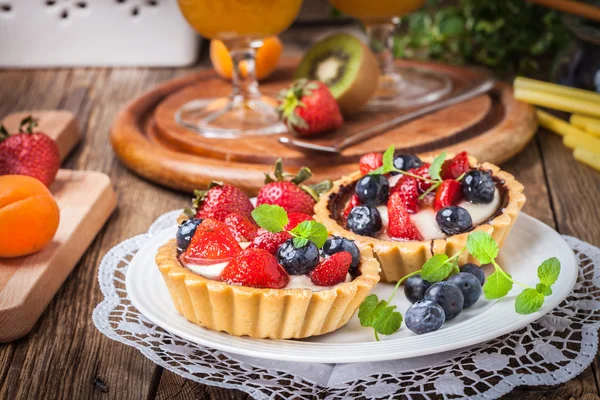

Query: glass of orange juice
<box><xmin>329</xmin><ymin>0</ymin><xmax>451</xmax><ymax>110</ymax></box>
<box><xmin>176</xmin><ymin>0</ymin><xmax>303</xmax><ymax>138</ymax></box>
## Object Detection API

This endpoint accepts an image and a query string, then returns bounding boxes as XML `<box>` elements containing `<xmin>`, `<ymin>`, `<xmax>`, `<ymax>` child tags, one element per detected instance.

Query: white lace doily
<box><xmin>93</xmin><ymin>211</ymin><xmax>600</xmax><ymax>400</ymax></box>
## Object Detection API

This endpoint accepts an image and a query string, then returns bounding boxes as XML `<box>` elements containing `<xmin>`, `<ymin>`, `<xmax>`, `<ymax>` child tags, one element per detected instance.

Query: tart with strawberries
<box><xmin>157</xmin><ymin>165</ymin><xmax>379</xmax><ymax>339</ymax></box>
<box><xmin>314</xmin><ymin>146</ymin><xmax>526</xmax><ymax>283</ymax></box>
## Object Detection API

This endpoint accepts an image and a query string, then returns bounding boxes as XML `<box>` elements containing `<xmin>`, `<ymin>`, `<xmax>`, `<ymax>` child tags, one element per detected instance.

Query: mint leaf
<box><xmin>293</xmin><ymin>237</ymin><xmax>309</xmax><ymax>248</ymax></box>
<box><xmin>421</xmin><ymin>254</ymin><xmax>452</xmax><ymax>282</ymax></box>
<box><xmin>369</xmin><ymin>145</ymin><xmax>395</xmax><ymax>175</ymax></box>
<box><xmin>251</xmin><ymin>204</ymin><xmax>288</xmax><ymax>233</ymax></box>
<box><xmin>536</xmin><ymin>283</ymin><xmax>552</xmax><ymax>296</ymax></box>
<box><xmin>372</xmin><ymin>306</ymin><xmax>403</xmax><ymax>335</ymax></box>
<box><xmin>466</xmin><ymin>231</ymin><xmax>499</xmax><ymax>264</ymax></box>
<box><xmin>483</xmin><ymin>271</ymin><xmax>513</xmax><ymax>299</ymax></box>
<box><xmin>290</xmin><ymin>220</ymin><xmax>328</xmax><ymax>248</ymax></box>
<box><xmin>515</xmin><ymin>288</ymin><xmax>545</xmax><ymax>314</ymax></box>
<box><xmin>428</xmin><ymin>151</ymin><xmax>447</xmax><ymax>181</ymax></box>
<box><xmin>537</xmin><ymin>257</ymin><xmax>560</xmax><ymax>286</ymax></box>
<box><xmin>358</xmin><ymin>294</ymin><xmax>379</xmax><ymax>327</ymax></box>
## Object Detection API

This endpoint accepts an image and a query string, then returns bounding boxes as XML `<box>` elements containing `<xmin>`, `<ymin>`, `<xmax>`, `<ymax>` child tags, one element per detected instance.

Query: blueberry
<box><xmin>347</xmin><ymin>205</ymin><xmax>382</xmax><ymax>237</ymax></box>
<box><xmin>393</xmin><ymin>154</ymin><xmax>423</xmax><ymax>172</ymax></box>
<box><xmin>276</xmin><ymin>239</ymin><xmax>319</xmax><ymax>275</ymax></box>
<box><xmin>404</xmin><ymin>274</ymin><xmax>432</xmax><ymax>304</ymax></box>
<box><xmin>461</xmin><ymin>263</ymin><xmax>485</xmax><ymax>285</ymax></box>
<box><xmin>436</xmin><ymin>206</ymin><xmax>473</xmax><ymax>235</ymax></box>
<box><xmin>461</xmin><ymin>170</ymin><xmax>495</xmax><ymax>204</ymax></box>
<box><xmin>405</xmin><ymin>300</ymin><xmax>446</xmax><ymax>334</ymax></box>
<box><xmin>322</xmin><ymin>236</ymin><xmax>361</xmax><ymax>275</ymax></box>
<box><xmin>355</xmin><ymin>175</ymin><xmax>389</xmax><ymax>206</ymax></box>
<box><xmin>176</xmin><ymin>218</ymin><xmax>202</xmax><ymax>253</ymax></box>
<box><xmin>424</xmin><ymin>282</ymin><xmax>464</xmax><ymax>321</ymax></box>
<box><xmin>447</xmin><ymin>272</ymin><xmax>482</xmax><ymax>308</ymax></box>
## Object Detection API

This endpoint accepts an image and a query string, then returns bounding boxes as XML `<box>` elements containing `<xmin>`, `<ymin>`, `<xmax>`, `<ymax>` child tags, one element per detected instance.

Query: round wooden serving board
<box><xmin>111</xmin><ymin>58</ymin><xmax>537</xmax><ymax>194</ymax></box>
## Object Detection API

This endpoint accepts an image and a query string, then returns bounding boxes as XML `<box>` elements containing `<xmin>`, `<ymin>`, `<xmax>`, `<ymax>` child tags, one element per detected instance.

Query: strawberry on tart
<box><xmin>314</xmin><ymin>146</ymin><xmax>526</xmax><ymax>283</ymax></box>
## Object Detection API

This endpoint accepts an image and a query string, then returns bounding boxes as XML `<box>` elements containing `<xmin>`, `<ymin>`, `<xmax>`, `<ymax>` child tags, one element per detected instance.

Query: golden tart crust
<box><xmin>156</xmin><ymin>240</ymin><xmax>380</xmax><ymax>339</ymax></box>
<box><xmin>314</xmin><ymin>158</ymin><xmax>526</xmax><ymax>283</ymax></box>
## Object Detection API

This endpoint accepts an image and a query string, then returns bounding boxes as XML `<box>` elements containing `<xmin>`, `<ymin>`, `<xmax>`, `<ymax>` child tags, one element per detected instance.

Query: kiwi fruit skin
<box><xmin>295</xmin><ymin>33</ymin><xmax>380</xmax><ymax>115</ymax></box>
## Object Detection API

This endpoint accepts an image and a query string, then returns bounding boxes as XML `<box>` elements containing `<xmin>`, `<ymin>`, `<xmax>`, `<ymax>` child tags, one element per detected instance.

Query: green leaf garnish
<box><xmin>466</xmin><ymin>231</ymin><xmax>499</xmax><ymax>264</ymax></box>
<box><xmin>428</xmin><ymin>151</ymin><xmax>447</xmax><ymax>181</ymax></box>
<box><xmin>483</xmin><ymin>270</ymin><xmax>513</xmax><ymax>299</ymax></box>
<box><xmin>289</xmin><ymin>220</ymin><xmax>328</xmax><ymax>248</ymax></box>
<box><xmin>421</xmin><ymin>254</ymin><xmax>452</xmax><ymax>282</ymax></box>
<box><xmin>358</xmin><ymin>294</ymin><xmax>402</xmax><ymax>340</ymax></box>
<box><xmin>251</xmin><ymin>204</ymin><xmax>288</xmax><ymax>233</ymax></box>
<box><xmin>369</xmin><ymin>145</ymin><xmax>395</xmax><ymax>175</ymax></box>
<box><xmin>537</xmin><ymin>256</ymin><xmax>560</xmax><ymax>286</ymax></box>
<box><xmin>536</xmin><ymin>283</ymin><xmax>552</xmax><ymax>296</ymax></box>
<box><xmin>515</xmin><ymin>288</ymin><xmax>545</xmax><ymax>314</ymax></box>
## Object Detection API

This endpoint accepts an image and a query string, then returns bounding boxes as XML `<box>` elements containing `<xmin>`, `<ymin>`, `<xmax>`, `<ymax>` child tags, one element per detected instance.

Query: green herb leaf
<box><xmin>428</xmin><ymin>151</ymin><xmax>447</xmax><ymax>181</ymax></box>
<box><xmin>358</xmin><ymin>294</ymin><xmax>379</xmax><ymax>326</ymax></box>
<box><xmin>466</xmin><ymin>231</ymin><xmax>499</xmax><ymax>264</ymax></box>
<box><xmin>537</xmin><ymin>257</ymin><xmax>560</xmax><ymax>286</ymax></box>
<box><xmin>293</xmin><ymin>237</ymin><xmax>309</xmax><ymax>248</ymax></box>
<box><xmin>369</xmin><ymin>145</ymin><xmax>395</xmax><ymax>175</ymax></box>
<box><xmin>289</xmin><ymin>220</ymin><xmax>328</xmax><ymax>248</ymax></box>
<box><xmin>357</xmin><ymin>294</ymin><xmax>402</xmax><ymax>336</ymax></box>
<box><xmin>251</xmin><ymin>204</ymin><xmax>288</xmax><ymax>233</ymax></box>
<box><xmin>536</xmin><ymin>283</ymin><xmax>552</xmax><ymax>296</ymax></box>
<box><xmin>483</xmin><ymin>270</ymin><xmax>513</xmax><ymax>299</ymax></box>
<box><xmin>515</xmin><ymin>288</ymin><xmax>545</xmax><ymax>314</ymax></box>
<box><xmin>421</xmin><ymin>254</ymin><xmax>452</xmax><ymax>282</ymax></box>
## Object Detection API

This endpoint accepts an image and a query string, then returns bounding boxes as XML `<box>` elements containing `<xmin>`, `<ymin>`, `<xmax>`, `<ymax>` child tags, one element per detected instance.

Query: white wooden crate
<box><xmin>0</xmin><ymin>0</ymin><xmax>201</xmax><ymax>67</ymax></box>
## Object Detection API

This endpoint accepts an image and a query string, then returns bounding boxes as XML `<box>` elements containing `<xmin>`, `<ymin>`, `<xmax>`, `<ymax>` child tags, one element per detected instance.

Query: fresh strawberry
<box><xmin>183</xmin><ymin>219</ymin><xmax>242</xmax><ymax>264</ymax></box>
<box><xmin>434</xmin><ymin>180</ymin><xmax>462</xmax><ymax>211</ymax></box>
<box><xmin>410</xmin><ymin>164</ymin><xmax>433</xmax><ymax>193</ymax></box>
<box><xmin>224</xmin><ymin>212</ymin><xmax>258</xmax><ymax>242</ymax></box>
<box><xmin>387</xmin><ymin>191</ymin><xmax>423</xmax><ymax>240</ymax></box>
<box><xmin>277</xmin><ymin>79</ymin><xmax>343</xmax><ymax>137</ymax></box>
<box><xmin>390</xmin><ymin>175</ymin><xmax>419</xmax><ymax>213</ymax></box>
<box><xmin>188</xmin><ymin>182</ymin><xmax>254</xmax><ymax>222</ymax></box>
<box><xmin>256</xmin><ymin>159</ymin><xmax>319</xmax><ymax>215</ymax></box>
<box><xmin>441</xmin><ymin>152</ymin><xmax>470</xmax><ymax>180</ymax></box>
<box><xmin>249</xmin><ymin>228</ymin><xmax>292</xmax><ymax>255</ymax></box>
<box><xmin>0</xmin><ymin>116</ymin><xmax>60</xmax><ymax>187</ymax></box>
<box><xmin>285</xmin><ymin>212</ymin><xmax>314</xmax><ymax>230</ymax></box>
<box><xmin>219</xmin><ymin>248</ymin><xmax>289</xmax><ymax>289</ymax></box>
<box><xmin>310</xmin><ymin>251</ymin><xmax>352</xmax><ymax>286</ymax></box>
<box><xmin>359</xmin><ymin>152</ymin><xmax>383</xmax><ymax>175</ymax></box>
<box><xmin>342</xmin><ymin>194</ymin><xmax>361</xmax><ymax>220</ymax></box>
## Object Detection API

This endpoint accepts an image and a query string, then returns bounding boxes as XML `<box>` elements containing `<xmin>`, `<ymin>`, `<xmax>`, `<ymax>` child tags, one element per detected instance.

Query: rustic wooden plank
<box><xmin>155</xmin><ymin>370</ymin><xmax>251</xmax><ymax>400</ymax></box>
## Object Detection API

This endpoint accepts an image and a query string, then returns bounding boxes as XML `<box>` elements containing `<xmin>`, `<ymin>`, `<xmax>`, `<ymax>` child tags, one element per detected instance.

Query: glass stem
<box><xmin>229</xmin><ymin>44</ymin><xmax>261</xmax><ymax>106</ymax></box>
<box><xmin>365</xmin><ymin>22</ymin><xmax>397</xmax><ymax>76</ymax></box>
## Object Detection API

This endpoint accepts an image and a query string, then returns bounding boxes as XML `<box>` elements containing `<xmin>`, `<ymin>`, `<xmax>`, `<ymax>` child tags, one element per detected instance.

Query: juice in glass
<box><xmin>176</xmin><ymin>0</ymin><xmax>303</xmax><ymax>138</ymax></box>
<box><xmin>330</xmin><ymin>0</ymin><xmax>425</xmax><ymax>22</ymax></box>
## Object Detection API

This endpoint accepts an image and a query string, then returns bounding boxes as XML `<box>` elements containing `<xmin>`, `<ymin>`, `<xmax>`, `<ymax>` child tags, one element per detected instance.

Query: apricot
<box><xmin>0</xmin><ymin>175</ymin><xmax>60</xmax><ymax>258</ymax></box>
<box><xmin>210</xmin><ymin>36</ymin><xmax>283</xmax><ymax>81</ymax></box>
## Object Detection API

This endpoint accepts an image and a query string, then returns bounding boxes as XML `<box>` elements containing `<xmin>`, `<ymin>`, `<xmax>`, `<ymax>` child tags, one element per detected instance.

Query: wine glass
<box><xmin>177</xmin><ymin>0</ymin><xmax>303</xmax><ymax>138</ymax></box>
<box><xmin>329</xmin><ymin>0</ymin><xmax>452</xmax><ymax>110</ymax></box>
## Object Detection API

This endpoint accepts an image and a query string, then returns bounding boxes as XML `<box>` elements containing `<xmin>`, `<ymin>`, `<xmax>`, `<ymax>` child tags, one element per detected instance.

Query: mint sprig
<box><xmin>251</xmin><ymin>204</ymin><xmax>328</xmax><ymax>248</ymax></box>
<box><xmin>369</xmin><ymin>145</ymin><xmax>436</xmax><ymax>184</ymax></box>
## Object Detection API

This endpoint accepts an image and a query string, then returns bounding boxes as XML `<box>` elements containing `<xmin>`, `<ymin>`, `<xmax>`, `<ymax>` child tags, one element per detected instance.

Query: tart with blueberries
<box><xmin>314</xmin><ymin>146</ymin><xmax>526</xmax><ymax>283</ymax></box>
<box><xmin>156</xmin><ymin>176</ymin><xmax>379</xmax><ymax>339</ymax></box>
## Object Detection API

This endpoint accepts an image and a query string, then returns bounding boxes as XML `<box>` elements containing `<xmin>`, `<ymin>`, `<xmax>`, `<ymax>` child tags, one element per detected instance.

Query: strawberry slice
<box><xmin>284</xmin><ymin>212</ymin><xmax>314</xmax><ymax>230</ymax></box>
<box><xmin>434</xmin><ymin>180</ymin><xmax>462</xmax><ymax>211</ymax></box>
<box><xmin>409</xmin><ymin>164</ymin><xmax>433</xmax><ymax>193</ymax></box>
<box><xmin>224</xmin><ymin>212</ymin><xmax>259</xmax><ymax>242</ymax></box>
<box><xmin>183</xmin><ymin>219</ymin><xmax>242</xmax><ymax>264</ymax></box>
<box><xmin>441</xmin><ymin>152</ymin><xmax>470</xmax><ymax>180</ymax></box>
<box><xmin>220</xmin><ymin>248</ymin><xmax>289</xmax><ymax>289</ymax></box>
<box><xmin>248</xmin><ymin>228</ymin><xmax>292</xmax><ymax>255</ymax></box>
<box><xmin>387</xmin><ymin>191</ymin><xmax>423</xmax><ymax>240</ymax></box>
<box><xmin>359</xmin><ymin>152</ymin><xmax>383</xmax><ymax>175</ymax></box>
<box><xmin>342</xmin><ymin>194</ymin><xmax>361</xmax><ymax>220</ymax></box>
<box><xmin>391</xmin><ymin>175</ymin><xmax>419</xmax><ymax>213</ymax></box>
<box><xmin>310</xmin><ymin>251</ymin><xmax>352</xmax><ymax>286</ymax></box>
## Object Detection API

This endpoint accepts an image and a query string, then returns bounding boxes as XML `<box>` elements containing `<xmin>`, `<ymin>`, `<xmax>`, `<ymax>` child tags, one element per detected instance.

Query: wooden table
<box><xmin>1</xmin><ymin>28</ymin><xmax>599</xmax><ymax>400</ymax></box>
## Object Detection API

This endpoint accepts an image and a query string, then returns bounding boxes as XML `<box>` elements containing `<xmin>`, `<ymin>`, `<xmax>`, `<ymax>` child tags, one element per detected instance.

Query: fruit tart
<box><xmin>314</xmin><ymin>146</ymin><xmax>526</xmax><ymax>283</ymax></box>
<box><xmin>157</xmin><ymin>182</ymin><xmax>379</xmax><ymax>339</ymax></box>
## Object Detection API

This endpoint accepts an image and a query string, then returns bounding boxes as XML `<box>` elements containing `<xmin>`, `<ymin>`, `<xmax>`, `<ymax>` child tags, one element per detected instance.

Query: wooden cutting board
<box><xmin>0</xmin><ymin>111</ymin><xmax>117</xmax><ymax>342</ymax></box>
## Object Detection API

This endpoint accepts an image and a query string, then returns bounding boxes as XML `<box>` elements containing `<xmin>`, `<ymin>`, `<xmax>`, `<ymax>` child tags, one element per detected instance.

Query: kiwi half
<box><xmin>295</xmin><ymin>33</ymin><xmax>380</xmax><ymax>115</ymax></box>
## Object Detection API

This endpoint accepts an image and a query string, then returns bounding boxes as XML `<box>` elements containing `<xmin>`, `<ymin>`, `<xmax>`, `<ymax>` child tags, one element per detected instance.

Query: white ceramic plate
<box><xmin>126</xmin><ymin>214</ymin><xmax>578</xmax><ymax>363</ymax></box>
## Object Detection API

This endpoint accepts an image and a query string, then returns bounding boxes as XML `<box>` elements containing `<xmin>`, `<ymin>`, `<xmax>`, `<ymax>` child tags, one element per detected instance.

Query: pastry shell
<box><xmin>156</xmin><ymin>240</ymin><xmax>380</xmax><ymax>339</ymax></box>
<box><xmin>314</xmin><ymin>160</ymin><xmax>526</xmax><ymax>283</ymax></box>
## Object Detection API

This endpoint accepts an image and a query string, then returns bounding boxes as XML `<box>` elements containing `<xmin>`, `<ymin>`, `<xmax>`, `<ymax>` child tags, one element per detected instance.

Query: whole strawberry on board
<box><xmin>277</xmin><ymin>79</ymin><xmax>343</xmax><ymax>137</ymax></box>
<box><xmin>184</xmin><ymin>181</ymin><xmax>254</xmax><ymax>222</ymax></box>
<box><xmin>0</xmin><ymin>116</ymin><xmax>60</xmax><ymax>187</ymax></box>
<box><xmin>257</xmin><ymin>159</ymin><xmax>332</xmax><ymax>215</ymax></box>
